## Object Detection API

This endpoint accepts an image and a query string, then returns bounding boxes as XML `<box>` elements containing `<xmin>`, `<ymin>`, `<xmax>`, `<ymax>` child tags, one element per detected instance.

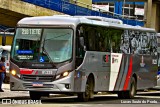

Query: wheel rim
<box><xmin>84</xmin><ymin>84</ymin><xmax>90</xmax><ymax>98</ymax></box>
<box><xmin>130</xmin><ymin>82</ymin><xmax>135</xmax><ymax>97</ymax></box>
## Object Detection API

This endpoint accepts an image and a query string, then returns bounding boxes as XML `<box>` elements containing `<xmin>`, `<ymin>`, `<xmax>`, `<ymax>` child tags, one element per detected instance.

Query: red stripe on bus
<box><xmin>20</xmin><ymin>69</ymin><xmax>33</xmax><ymax>74</ymax></box>
<box><xmin>35</xmin><ymin>71</ymin><xmax>38</xmax><ymax>75</ymax></box>
<box><xmin>123</xmin><ymin>56</ymin><xmax>133</xmax><ymax>90</ymax></box>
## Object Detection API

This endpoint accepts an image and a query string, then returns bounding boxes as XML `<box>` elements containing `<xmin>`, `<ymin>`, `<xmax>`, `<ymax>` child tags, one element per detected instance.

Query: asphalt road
<box><xmin>0</xmin><ymin>91</ymin><xmax>160</xmax><ymax>107</ymax></box>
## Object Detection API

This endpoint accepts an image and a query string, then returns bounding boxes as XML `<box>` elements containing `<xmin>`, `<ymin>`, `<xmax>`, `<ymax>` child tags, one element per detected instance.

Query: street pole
<box><xmin>0</xmin><ymin>28</ymin><xmax>5</xmax><ymax>46</ymax></box>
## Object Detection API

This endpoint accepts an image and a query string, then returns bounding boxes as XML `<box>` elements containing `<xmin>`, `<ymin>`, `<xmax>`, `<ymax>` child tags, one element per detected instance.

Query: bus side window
<box><xmin>110</xmin><ymin>29</ymin><xmax>123</xmax><ymax>53</ymax></box>
<box><xmin>97</xmin><ymin>28</ymin><xmax>110</xmax><ymax>52</ymax></box>
<box><xmin>77</xmin><ymin>28</ymin><xmax>86</xmax><ymax>57</ymax></box>
<box><xmin>129</xmin><ymin>30</ymin><xmax>142</xmax><ymax>54</ymax></box>
<box><xmin>150</xmin><ymin>33</ymin><xmax>157</xmax><ymax>55</ymax></box>
<box><xmin>75</xmin><ymin>26</ymin><xmax>86</xmax><ymax>67</ymax></box>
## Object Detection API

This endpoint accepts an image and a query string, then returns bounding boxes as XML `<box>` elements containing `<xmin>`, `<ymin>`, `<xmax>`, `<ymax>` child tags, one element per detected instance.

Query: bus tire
<box><xmin>118</xmin><ymin>77</ymin><xmax>136</xmax><ymax>99</ymax></box>
<box><xmin>77</xmin><ymin>76</ymin><xmax>94</xmax><ymax>101</ymax></box>
<box><xmin>118</xmin><ymin>91</ymin><xmax>125</xmax><ymax>99</ymax></box>
<box><xmin>125</xmin><ymin>77</ymin><xmax>137</xmax><ymax>98</ymax></box>
<box><xmin>29</xmin><ymin>91</ymin><xmax>41</xmax><ymax>100</ymax></box>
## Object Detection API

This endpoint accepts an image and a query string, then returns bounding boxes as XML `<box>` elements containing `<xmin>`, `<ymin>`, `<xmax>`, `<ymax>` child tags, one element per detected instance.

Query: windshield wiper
<box><xmin>41</xmin><ymin>41</ymin><xmax>56</xmax><ymax>68</ymax></box>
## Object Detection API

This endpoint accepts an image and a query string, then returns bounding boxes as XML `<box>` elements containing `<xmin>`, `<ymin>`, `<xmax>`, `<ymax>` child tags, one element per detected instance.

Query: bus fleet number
<box><xmin>42</xmin><ymin>71</ymin><xmax>52</xmax><ymax>75</ymax></box>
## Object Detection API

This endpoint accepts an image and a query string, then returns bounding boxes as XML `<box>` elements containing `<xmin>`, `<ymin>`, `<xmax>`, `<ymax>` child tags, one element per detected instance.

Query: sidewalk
<box><xmin>0</xmin><ymin>83</ymin><xmax>29</xmax><ymax>99</ymax></box>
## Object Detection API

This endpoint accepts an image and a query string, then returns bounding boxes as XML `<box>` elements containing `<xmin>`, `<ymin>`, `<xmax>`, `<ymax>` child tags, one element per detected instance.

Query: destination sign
<box><xmin>17</xmin><ymin>55</ymin><xmax>33</xmax><ymax>60</ymax></box>
<box><xmin>21</xmin><ymin>28</ymin><xmax>41</xmax><ymax>35</ymax></box>
<box><xmin>17</xmin><ymin>50</ymin><xmax>33</xmax><ymax>54</ymax></box>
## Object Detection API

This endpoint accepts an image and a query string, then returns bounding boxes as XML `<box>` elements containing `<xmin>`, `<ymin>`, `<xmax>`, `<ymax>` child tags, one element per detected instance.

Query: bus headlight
<box><xmin>63</xmin><ymin>71</ymin><xmax>69</xmax><ymax>77</ymax></box>
<box><xmin>56</xmin><ymin>71</ymin><xmax>70</xmax><ymax>80</ymax></box>
<box><xmin>10</xmin><ymin>70</ymin><xmax>20</xmax><ymax>78</ymax></box>
<box><xmin>11</xmin><ymin>70</ymin><xmax>16</xmax><ymax>76</ymax></box>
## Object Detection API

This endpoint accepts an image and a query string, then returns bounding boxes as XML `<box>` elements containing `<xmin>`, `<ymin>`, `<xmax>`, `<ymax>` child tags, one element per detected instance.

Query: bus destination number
<box><xmin>42</xmin><ymin>71</ymin><xmax>52</xmax><ymax>75</ymax></box>
<box><xmin>22</xmin><ymin>29</ymin><xmax>41</xmax><ymax>35</ymax></box>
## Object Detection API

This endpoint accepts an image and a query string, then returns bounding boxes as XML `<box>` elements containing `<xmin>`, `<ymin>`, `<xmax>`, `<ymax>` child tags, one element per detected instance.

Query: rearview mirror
<box><xmin>79</xmin><ymin>37</ymin><xmax>86</xmax><ymax>51</ymax></box>
<box><xmin>79</xmin><ymin>37</ymin><xmax>84</xmax><ymax>47</ymax></box>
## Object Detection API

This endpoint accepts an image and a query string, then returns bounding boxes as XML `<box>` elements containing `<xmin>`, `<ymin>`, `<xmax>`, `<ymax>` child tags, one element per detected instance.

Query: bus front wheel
<box><xmin>77</xmin><ymin>77</ymin><xmax>94</xmax><ymax>101</ymax></box>
<box><xmin>29</xmin><ymin>91</ymin><xmax>42</xmax><ymax>100</ymax></box>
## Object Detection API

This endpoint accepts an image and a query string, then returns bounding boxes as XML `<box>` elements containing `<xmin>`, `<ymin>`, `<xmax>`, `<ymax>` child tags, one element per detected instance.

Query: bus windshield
<box><xmin>11</xmin><ymin>28</ymin><xmax>73</xmax><ymax>63</ymax></box>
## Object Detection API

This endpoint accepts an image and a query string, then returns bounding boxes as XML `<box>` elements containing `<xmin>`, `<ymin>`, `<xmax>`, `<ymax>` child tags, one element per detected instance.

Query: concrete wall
<box><xmin>153</xmin><ymin>4</ymin><xmax>160</xmax><ymax>32</ymax></box>
<box><xmin>0</xmin><ymin>35</ymin><xmax>13</xmax><ymax>45</ymax></box>
<box><xmin>145</xmin><ymin>0</ymin><xmax>160</xmax><ymax>32</ymax></box>
<box><xmin>0</xmin><ymin>0</ymin><xmax>64</xmax><ymax>16</ymax></box>
<box><xmin>157</xmin><ymin>5</ymin><xmax>160</xmax><ymax>32</ymax></box>
<box><xmin>70</xmin><ymin>0</ymin><xmax>92</xmax><ymax>8</ymax></box>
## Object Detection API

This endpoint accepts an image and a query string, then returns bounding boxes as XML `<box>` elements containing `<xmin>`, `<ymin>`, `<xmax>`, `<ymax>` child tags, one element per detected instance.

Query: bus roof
<box><xmin>17</xmin><ymin>15</ymin><xmax>156</xmax><ymax>32</ymax></box>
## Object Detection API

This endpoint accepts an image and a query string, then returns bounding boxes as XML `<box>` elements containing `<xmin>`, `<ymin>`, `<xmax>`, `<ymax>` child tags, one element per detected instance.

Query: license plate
<box><xmin>32</xmin><ymin>82</ymin><xmax>43</xmax><ymax>87</ymax></box>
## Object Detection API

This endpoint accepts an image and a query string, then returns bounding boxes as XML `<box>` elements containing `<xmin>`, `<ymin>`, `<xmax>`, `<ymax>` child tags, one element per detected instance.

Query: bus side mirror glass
<box><xmin>79</xmin><ymin>37</ymin><xmax>84</xmax><ymax>47</ymax></box>
<box><xmin>79</xmin><ymin>37</ymin><xmax>86</xmax><ymax>51</ymax></box>
<box><xmin>2</xmin><ymin>36</ymin><xmax>6</xmax><ymax>46</ymax></box>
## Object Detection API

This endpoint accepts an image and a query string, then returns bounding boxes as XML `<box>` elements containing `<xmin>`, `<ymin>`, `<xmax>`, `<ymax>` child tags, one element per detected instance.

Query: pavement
<box><xmin>0</xmin><ymin>83</ymin><xmax>29</xmax><ymax>99</ymax></box>
<box><xmin>1</xmin><ymin>83</ymin><xmax>160</xmax><ymax>100</ymax></box>
<box><xmin>0</xmin><ymin>83</ymin><xmax>67</xmax><ymax>100</ymax></box>
<box><xmin>0</xmin><ymin>83</ymin><xmax>105</xmax><ymax>100</ymax></box>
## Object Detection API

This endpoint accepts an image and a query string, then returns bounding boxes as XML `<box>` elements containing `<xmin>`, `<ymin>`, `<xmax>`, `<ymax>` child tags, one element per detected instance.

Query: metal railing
<box><xmin>21</xmin><ymin>0</ymin><xmax>144</xmax><ymax>26</ymax></box>
<box><xmin>0</xmin><ymin>28</ymin><xmax>14</xmax><ymax>36</ymax></box>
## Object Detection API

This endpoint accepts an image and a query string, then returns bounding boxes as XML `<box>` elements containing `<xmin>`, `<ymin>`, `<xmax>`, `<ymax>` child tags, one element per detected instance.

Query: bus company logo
<box><xmin>103</xmin><ymin>55</ymin><xmax>110</xmax><ymax>63</ymax></box>
<box><xmin>112</xmin><ymin>58</ymin><xmax>118</xmax><ymax>63</ymax></box>
<box><xmin>112</xmin><ymin>55</ymin><xmax>119</xmax><ymax>57</ymax></box>
<box><xmin>32</xmin><ymin>70</ymin><xmax>38</xmax><ymax>75</ymax></box>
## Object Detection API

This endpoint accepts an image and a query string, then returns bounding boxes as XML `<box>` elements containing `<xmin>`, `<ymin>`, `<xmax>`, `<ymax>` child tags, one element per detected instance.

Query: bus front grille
<box><xmin>21</xmin><ymin>75</ymin><xmax>54</xmax><ymax>82</ymax></box>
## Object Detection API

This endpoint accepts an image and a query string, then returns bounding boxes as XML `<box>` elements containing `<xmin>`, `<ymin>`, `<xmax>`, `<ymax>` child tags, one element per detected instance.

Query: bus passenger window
<box><xmin>75</xmin><ymin>26</ymin><xmax>86</xmax><ymax>67</ymax></box>
<box><xmin>99</xmin><ymin>41</ymin><xmax>105</xmax><ymax>52</ymax></box>
<box><xmin>110</xmin><ymin>29</ymin><xmax>123</xmax><ymax>53</ymax></box>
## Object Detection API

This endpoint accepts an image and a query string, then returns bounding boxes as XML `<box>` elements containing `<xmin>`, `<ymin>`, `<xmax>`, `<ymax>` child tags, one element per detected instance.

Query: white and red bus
<box><xmin>6</xmin><ymin>16</ymin><xmax>158</xmax><ymax>101</ymax></box>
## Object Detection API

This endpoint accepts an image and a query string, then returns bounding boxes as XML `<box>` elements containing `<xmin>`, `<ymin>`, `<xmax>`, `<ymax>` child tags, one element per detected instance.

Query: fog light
<box><xmin>65</xmin><ymin>84</ymin><xmax>70</xmax><ymax>89</ymax></box>
<box><xmin>11</xmin><ymin>70</ymin><xmax>16</xmax><ymax>76</ymax></box>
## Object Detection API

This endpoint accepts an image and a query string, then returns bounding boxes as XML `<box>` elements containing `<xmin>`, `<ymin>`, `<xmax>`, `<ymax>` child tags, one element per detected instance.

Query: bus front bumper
<box><xmin>10</xmin><ymin>73</ymin><xmax>74</xmax><ymax>92</ymax></box>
